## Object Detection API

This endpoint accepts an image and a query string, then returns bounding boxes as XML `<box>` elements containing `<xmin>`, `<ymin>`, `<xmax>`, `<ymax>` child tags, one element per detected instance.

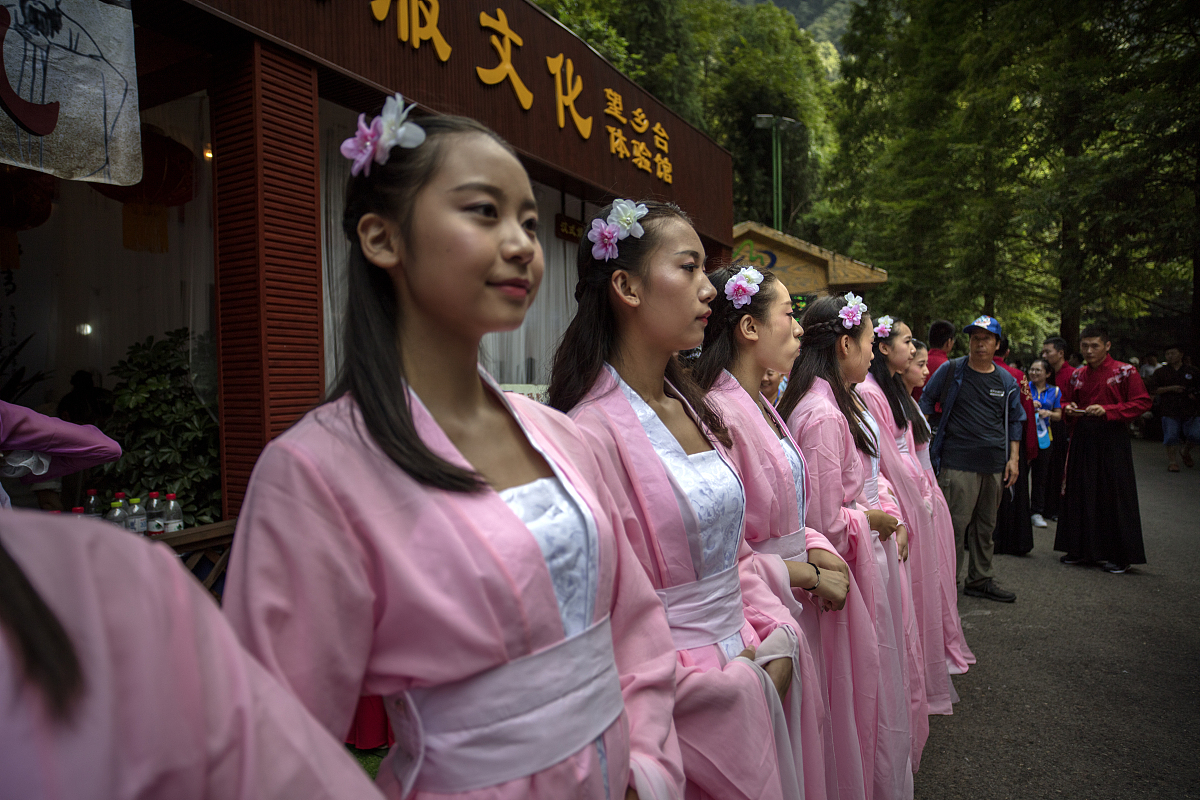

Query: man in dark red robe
<box><xmin>1056</xmin><ymin>326</ymin><xmax>1152</xmax><ymax>573</ymax></box>
<box><xmin>992</xmin><ymin>338</ymin><xmax>1039</xmax><ymax>556</ymax></box>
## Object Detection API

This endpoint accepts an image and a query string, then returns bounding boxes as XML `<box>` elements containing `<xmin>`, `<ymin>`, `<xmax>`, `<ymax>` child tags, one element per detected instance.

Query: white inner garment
<box><xmin>861</xmin><ymin>405</ymin><xmax>883</xmax><ymax>509</ymax></box>
<box><xmin>779</xmin><ymin>436</ymin><xmax>808</xmax><ymax>528</ymax></box>
<box><xmin>498</xmin><ymin>477</ymin><xmax>598</xmax><ymax>638</ymax></box>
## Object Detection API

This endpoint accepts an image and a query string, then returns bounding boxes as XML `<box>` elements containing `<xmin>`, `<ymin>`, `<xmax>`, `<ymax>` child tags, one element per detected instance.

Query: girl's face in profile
<box><xmin>627</xmin><ymin>217</ymin><xmax>715</xmax><ymax>353</ymax></box>
<box><xmin>753</xmin><ymin>281</ymin><xmax>802</xmax><ymax>375</ymax></box>
<box><xmin>904</xmin><ymin>348</ymin><xmax>929</xmax><ymax>390</ymax></box>
<box><xmin>394</xmin><ymin>133</ymin><xmax>544</xmax><ymax>341</ymax></box>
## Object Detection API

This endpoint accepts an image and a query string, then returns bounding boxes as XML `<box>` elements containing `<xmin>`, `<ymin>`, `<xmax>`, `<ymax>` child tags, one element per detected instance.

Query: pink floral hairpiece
<box><xmin>588</xmin><ymin>199</ymin><xmax>649</xmax><ymax>261</ymax></box>
<box><xmin>340</xmin><ymin>93</ymin><xmax>426</xmax><ymax>177</ymax></box>
<box><xmin>838</xmin><ymin>292</ymin><xmax>868</xmax><ymax>329</ymax></box>
<box><xmin>725</xmin><ymin>267</ymin><xmax>764</xmax><ymax>309</ymax></box>
<box><xmin>873</xmin><ymin>315</ymin><xmax>894</xmax><ymax>338</ymax></box>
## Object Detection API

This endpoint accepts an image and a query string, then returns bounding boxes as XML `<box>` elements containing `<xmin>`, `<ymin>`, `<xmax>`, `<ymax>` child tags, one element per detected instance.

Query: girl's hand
<box><xmin>737</xmin><ymin>645</ymin><xmax>757</xmax><ymax>662</ymax></box>
<box><xmin>764</xmin><ymin>657</ymin><xmax>792</xmax><ymax>700</ymax></box>
<box><xmin>865</xmin><ymin>509</ymin><xmax>900</xmax><ymax>541</ymax></box>
<box><xmin>813</xmin><ymin>566</ymin><xmax>849</xmax><ymax>611</ymax></box>
<box><xmin>895</xmin><ymin>525</ymin><xmax>909</xmax><ymax>562</ymax></box>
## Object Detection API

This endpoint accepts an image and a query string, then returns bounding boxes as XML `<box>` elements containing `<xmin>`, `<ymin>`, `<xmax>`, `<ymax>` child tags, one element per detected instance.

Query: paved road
<box><xmin>915</xmin><ymin>439</ymin><xmax>1200</xmax><ymax>799</ymax></box>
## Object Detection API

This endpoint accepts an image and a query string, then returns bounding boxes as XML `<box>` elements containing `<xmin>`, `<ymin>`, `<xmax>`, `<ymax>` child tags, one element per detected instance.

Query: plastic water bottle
<box><xmin>145</xmin><ymin>492</ymin><xmax>165</xmax><ymax>536</ymax></box>
<box><xmin>84</xmin><ymin>489</ymin><xmax>103</xmax><ymax>518</ymax></box>
<box><xmin>105</xmin><ymin>501</ymin><xmax>129</xmax><ymax>529</ymax></box>
<box><xmin>126</xmin><ymin>497</ymin><xmax>147</xmax><ymax>535</ymax></box>
<box><xmin>163</xmin><ymin>493</ymin><xmax>184</xmax><ymax>533</ymax></box>
<box><xmin>72</xmin><ymin>506</ymin><xmax>86</xmax><ymax>519</ymax></box>
<box><xmin>114</xmin><ymin>492</ymin><xmax>130</xmax><ymax>514</ymax></box>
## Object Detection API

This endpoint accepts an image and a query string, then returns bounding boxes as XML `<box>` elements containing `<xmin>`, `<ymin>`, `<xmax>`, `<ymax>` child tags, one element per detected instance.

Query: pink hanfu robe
<box><xmin>914</xmin><ymin>439</ymin><xmax>975</xmax><ymax>673</ymax></box>
<box><xmin>787</xmin><ymin>378</ymin><xmax>914</xmax><ymax>800</ymax></box>
<box><xmin>0</xmin><ymin>509</ymin><xmax>385</xmax><ymax>800</ymax></box>
<box><xmin>0</xmin><ymin>400</ymin><xmax>121</xmax><ymax>507</ymax></box>
<box><xmin>223</xmin><ymin>373</ymin><xmax>685</xmax><ymax>800</ymax></box>
<box><xmin>860</xmin><ymin>375</ymin><xmax>954</xmax><ymax>725</ymax></box>
<box><xmin>571</xmin><ymin>367</ymin><xmax>803</xmax><ymax>800</ymax></box>
<box><xmin>709</xmin><ymin>370</ymin><xmax>854</xmax><ymax>800</ymax></box>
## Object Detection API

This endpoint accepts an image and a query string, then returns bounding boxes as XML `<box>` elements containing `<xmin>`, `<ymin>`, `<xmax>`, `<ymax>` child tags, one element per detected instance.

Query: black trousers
<box><xmin>1029</xmin><ymin>442</ymin><xmax>1053</xmax><ymax>514</ymax></box>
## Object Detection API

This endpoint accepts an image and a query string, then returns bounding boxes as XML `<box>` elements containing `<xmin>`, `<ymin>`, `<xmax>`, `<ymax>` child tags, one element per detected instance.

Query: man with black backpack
<box><xmin>919</xmin><ymin>315</ymin><xmax>1025</xmax><ymax>603</ymax></box>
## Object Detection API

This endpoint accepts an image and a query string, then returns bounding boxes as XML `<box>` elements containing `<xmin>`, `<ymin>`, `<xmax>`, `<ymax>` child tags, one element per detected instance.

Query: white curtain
<box><xmin>319</xmin><ymin>100</ymin><xmax>357</xmax><ymax>394</ymax></box>
<box><xmin>318</xmin><ymin>101</ymin><xmax>595</xmax><ymax>390</ymax></box>
<box><xmin>10</xmin><ymin>92</ymin><xmax>214</xmax><ymax>408</ymax></box>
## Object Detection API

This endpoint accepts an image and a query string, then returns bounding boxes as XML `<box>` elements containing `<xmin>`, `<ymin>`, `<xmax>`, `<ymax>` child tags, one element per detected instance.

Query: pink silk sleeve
<box><xmin>589</xmin><ymin>454</ymin><xmax>686</xmax><ymax>800</ymax></box>
<box><xmin>793</xmin><ymin>415</ymin><xmax>869</xmax><ymax>556</ymax></box>
<box><xmin>222</xmin><ymin>440</ymin><xmax>376</xmax><ymax>741</ymax></box>
<box><xmin>0</xmin><ymin>400</ymin><xmax>121</xmax><ymax>481</ymax></box>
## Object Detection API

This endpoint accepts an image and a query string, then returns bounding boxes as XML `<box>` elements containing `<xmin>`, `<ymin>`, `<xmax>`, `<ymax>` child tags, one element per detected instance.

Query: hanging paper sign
<box><xmin>0</xmin><ymin>0</ymin><xmax>141</xmax><ymax>185</ymax></box>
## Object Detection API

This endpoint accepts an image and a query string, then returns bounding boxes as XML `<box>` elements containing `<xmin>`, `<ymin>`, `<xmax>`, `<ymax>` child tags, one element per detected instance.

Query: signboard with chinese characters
<box><xmin>183</xmin><ymin>0</ymin><xmax>732</xmax><ymax>246</ymax></box>
<box><xmin>0</xmin><ymin>0</ymin><xmax>141</xmax><ymax>184</ymax></box>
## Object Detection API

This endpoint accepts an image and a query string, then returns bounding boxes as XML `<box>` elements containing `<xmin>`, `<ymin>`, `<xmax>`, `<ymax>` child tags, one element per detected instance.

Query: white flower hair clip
<box><xmin>725</xmin><ymin>267</ymin><xmax>764</xmax><ymax>309</ymax></box>
<box><xmin>838</xmin><ymin>292</ymin><xmax>868</xmax><ymax>329</ymax></box>
<box><xmin>873</xmin><ymin>315</ymin><xmax>894</xmax><ymax>338</ymax></box>
<box><xmin>588</xmin><ymin>199</ymin><xmax>649</xmax><ymax>261</ymax></box>
<box><xmin>340</xmin><ymin>93</ymin><xmax>427</xmax><ymax>177</ymax></box>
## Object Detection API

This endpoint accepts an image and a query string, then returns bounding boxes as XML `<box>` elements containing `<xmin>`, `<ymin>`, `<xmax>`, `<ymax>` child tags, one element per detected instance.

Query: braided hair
<box><xmin>868</xmin><ymin>316</ymin><xmax>927</xmax><ymax>440</ymax></box>
<box><xmin>547</xmin><ymin>201</ymin><xmax>730</xmax><ymax>447</ymax></box>
<box><xmin>777</xmin><ymin>294</ymin><xmax>878</xmax><ymax>458</ymax></box>
<box><xmin>692</xmin><ymin>264</ymin><xmax>783</xmax><ymax>391</ymax></box>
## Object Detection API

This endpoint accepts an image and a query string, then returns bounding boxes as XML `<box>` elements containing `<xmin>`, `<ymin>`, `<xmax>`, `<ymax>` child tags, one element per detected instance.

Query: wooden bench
<box><xmin>159</xmin><ymin>518</ymin><xmax>236</xmax><ymax>600</ymax></box>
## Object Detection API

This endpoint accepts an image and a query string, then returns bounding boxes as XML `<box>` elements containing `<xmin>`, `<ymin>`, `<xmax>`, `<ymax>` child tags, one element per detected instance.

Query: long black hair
<box><xmin>869</xmin><ymin>316</ymin><xmax>927</xmax><ymax>443</ymax></box>
<box><xmin>0</xmin><ymin>535</ymin><xmax>84</xmax><ymax>721</ymax></box>
<box><xmin>692</xmin><ymin>265</ymin><xmax>783</xmax><ymax>392</ymax></box>
<box><xmin>547</xmin><ymin>201</ymin><xmax>730</xmax><ymax>447</ymax></box>
<box><xmin>331</xmin><ymin>115</ymin><xmax>516</xmax><ymax>493</ymax></box>
<box><xmin>777</xmin><ymin>294</ymin><xmax>878</xmax><ymax>457</ymax></box>
<box><xmin>907</xmin><ymin>339</ymin><xmax>932</xmax><ymax>445</ymax></box>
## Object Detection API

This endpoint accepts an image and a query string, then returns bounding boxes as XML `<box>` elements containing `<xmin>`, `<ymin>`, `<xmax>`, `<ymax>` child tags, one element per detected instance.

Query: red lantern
<box><xmin>0</xmin><ymin>165</ymin><xmax>56</xmax><ymax>270</ymax></box>
<box><xmin>92</xmin><ymin>126</ymin><xmax>196</xmax><ymax>253</ymax></box>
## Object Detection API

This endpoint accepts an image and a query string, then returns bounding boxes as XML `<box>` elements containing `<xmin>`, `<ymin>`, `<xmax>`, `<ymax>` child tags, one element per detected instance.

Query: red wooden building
<box><xmin>117</xmin><ymin>0</ymin><xmax>734</xmax><ymax>518</ymax></box>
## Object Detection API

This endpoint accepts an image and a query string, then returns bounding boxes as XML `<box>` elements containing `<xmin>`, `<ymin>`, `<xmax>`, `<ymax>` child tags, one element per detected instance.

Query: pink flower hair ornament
<box><xmin>838</xmin><ymin>292</ymin><xmax>868</xmax><ymax>329</ymax></box>
<box><xmin>587</xmin><ymin>199</ymin><xmax>649</xmax><ymax>261</ymax></box>
<box><xmin>873</xmin><ymin>315</ymin><xmax>894</xmax><ymax>338</ymax></box>
<box><xmin>724</xmin><ymin>267</ymin><xmax>764</xmax><ymax>309</ymax></box>
<box><xmin>340</xmin><ymin>93</ymin><xmax>426</xmax><ymax>177</ymax></box>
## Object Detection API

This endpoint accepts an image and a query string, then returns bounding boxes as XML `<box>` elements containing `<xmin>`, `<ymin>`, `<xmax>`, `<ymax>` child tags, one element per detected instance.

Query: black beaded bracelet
<box><xmin>803</xmin><ymin>563</ymin><xmax>821</xmax><ymax>592</ymax></box>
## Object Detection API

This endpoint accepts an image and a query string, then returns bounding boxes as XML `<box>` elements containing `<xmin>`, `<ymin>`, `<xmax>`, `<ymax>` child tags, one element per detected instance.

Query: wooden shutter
<box><xmin>211</xmin><ymin>41</ymin><xmax>324</xmax><ymax>519</ymax></box>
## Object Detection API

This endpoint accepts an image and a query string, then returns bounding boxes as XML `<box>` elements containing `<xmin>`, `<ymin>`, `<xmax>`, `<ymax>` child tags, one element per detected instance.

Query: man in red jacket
<box><xmin>1055</xmin><ymin>326</ymin><xmax>1152</xmax><ymax>573</ymax></box>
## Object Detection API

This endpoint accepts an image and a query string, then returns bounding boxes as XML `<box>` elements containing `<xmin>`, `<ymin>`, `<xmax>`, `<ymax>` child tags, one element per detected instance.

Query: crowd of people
<box><xmin>0</xmin><ymin>103</ymin><xmax>1173</xmax><ymax>799</ymax></box>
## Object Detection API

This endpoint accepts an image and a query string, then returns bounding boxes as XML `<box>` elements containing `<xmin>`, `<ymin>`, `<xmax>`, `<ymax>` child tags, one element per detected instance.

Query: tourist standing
<box><xmin>918</xmin><ymin>315</ymin><xmax>1024</xmax><ymax>603</ymax></box>
<box><xmin>991</xmin><ymin>338</ymin><xmax>1038</xmax><ymax>557</ymax></box>
<box><xmin>1056</xmin><ymin>326</ymin><xmax>1152</xmax><ymax>573</ymax></box>
<box><xmin>1026</xmin><ymin>358</ymin><xmax>1063</xmax><ymax>527</ymax></box>
<box><xmin>1148</xmin><ymin>346</ymin><xmax>1199</xmax><ymax>472</ymax></box>
<box><xmin>1040</xmin><ymin>337</ymin><xmax>1074</xmax><ymax>520</ymax></box>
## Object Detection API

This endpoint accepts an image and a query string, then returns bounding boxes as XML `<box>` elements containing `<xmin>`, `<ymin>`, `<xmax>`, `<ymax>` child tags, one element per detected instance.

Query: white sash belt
<box><xmin>750</xmin><ymin>530</ymin><xmax>809</xmax><ymax>561</ymax></box>
<box><xmin>656</xmin><ymin>565</ymin><xmax>745</xmax><ymax>651</ymax></box>
<box><xmin>385</xmin><ymin>616</ymin><xmax>624</xmax><ymax>795</ymax></box>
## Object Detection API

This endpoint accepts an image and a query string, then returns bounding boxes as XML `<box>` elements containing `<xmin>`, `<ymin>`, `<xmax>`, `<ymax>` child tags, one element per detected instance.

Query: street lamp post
<box><xmin>754</xmin><ymin>114</ymin><xmax>802</xmax><ymax>232</ymax></box>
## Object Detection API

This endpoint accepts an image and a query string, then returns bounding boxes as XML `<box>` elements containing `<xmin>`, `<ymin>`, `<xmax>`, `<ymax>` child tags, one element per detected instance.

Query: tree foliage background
<box><xmin>536</xmin><ymin>0</ymin><xmax>1196</xmax><ymax>359</ymax></box>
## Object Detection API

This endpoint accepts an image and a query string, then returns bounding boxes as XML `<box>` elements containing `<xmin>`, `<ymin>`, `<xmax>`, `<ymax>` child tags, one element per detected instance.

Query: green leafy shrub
<box><xmin>96</xmin><ymin>328</ymin><xmax>221</xmax><ymax>525</ymax></box>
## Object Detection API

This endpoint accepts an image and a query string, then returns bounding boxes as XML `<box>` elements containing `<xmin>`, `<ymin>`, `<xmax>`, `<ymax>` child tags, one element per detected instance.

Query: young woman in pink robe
<box><xmin>223</xmin><ymin>115</ymin><xmax>684</xmax><ymax>800</ymax></box>
<box><xmin>0</xmin><ymin>508</ymin><xmax>386</xmax><ymax>800</ymax></box>
<box><xmin>778</xmin><ymin>295</ymin><xmax>915</xmax><ymax>800</ymax></box>
<box><xmin>691</xmin><ymin>264</ymin><xmax>863</xmax><ymax>800</ymax></box>
<box><xmin>548</xmin><ymin>202</ymin><xmax>804</xmax><ymax>800</ymax></box>
<box><xmin>903</xmin><ymin>343</ymin><xmax>974</xmax><ymax>674</ymax></box>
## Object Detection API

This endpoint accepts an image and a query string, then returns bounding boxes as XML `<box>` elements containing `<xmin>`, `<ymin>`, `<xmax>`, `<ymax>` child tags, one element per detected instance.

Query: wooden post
<box><xmin>210</xmin><ymin>41</ymin><xmax>324</xmax><ymax>519</ymax></box>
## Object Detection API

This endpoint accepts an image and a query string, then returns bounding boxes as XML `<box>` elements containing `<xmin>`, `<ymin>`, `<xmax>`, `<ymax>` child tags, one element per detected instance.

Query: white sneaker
<box><xmin>1031</xmin><ymin>513</ymin><xmax>1047</xmax><ymax>528</ymax></box>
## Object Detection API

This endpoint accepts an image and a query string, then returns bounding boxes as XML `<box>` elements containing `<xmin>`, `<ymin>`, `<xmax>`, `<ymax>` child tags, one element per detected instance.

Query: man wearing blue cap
<box><xmin>919</xmin><ymin>315</ymin><xmax>1025</xmax><ymax>602</ymax></box>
